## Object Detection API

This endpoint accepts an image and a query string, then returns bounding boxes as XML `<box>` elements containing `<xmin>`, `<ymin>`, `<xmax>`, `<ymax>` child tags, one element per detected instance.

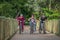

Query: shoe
<box><xmin>43</xmin><ymin>32</ymin><xmax>46</xmax><ymax>34</ymax></box>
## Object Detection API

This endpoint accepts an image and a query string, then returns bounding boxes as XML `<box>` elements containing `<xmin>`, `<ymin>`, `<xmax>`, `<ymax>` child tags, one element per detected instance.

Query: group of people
<box><xmin>16</xmin><ymin>13</ymin><xmax>47</xmax><ymax>34</ymax></box>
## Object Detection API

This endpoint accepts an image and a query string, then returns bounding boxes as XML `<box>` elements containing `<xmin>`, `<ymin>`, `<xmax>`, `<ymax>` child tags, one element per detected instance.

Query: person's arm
<box><xmin>28</xmin><ymin>18</ymin><xmax>31</xmax><ymax>21</ymax></box>
<box><xmin>23</xmin><ymin>17</ymin><xmax>25</xmax><ymax>22</ymax></box>
<box><xmin>35</xmin><ymin>18</ymin><xmax>36</xmax><ymax>22</ymax></box>
<box><xmin>45</xmin><ymin>16</ymin><xmax>48</xmax><ymax>22</ymax></box>
<box><xmin>39</xmin><ymin>17</ymin><xmax>41</xmax><ymax>21</ymax></box>
<box><xmin>16</xmin><ymin>17</ymin><xmax>19</xmax><ymax>21</ymax></box>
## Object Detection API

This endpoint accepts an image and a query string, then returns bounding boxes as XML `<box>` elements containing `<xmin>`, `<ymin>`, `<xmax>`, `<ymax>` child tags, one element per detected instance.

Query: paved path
<box><xmin>11</xmin><ymin>26</ymin><xmax>60</xmax><ymax>40</ymax></box>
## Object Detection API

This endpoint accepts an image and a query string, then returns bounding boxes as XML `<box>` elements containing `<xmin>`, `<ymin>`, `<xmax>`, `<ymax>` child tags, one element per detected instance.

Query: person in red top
<box><xmin>16</xmin><ymin>14</ymin><xmax>25</xmax><ymax>32</ymax></box>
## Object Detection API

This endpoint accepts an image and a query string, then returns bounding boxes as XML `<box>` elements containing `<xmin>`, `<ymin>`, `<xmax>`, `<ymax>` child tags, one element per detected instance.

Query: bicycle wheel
<box><xmin>30</xmin><ymin>26</ymin><xmax>34</xmax><ymax>34</ymax></box>
<box><xmin>19</xmin><ymin>23</ymin><xmax>22</xmax><ymax>34</ymax></box>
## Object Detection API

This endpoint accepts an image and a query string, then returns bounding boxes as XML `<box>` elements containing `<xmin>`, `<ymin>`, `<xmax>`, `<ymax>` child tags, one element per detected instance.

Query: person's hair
<box><xmin>31</xmin><ymin>14</ymin><xmax>34</xmax><ymax>16</ymax></box>
<box><xmin>18</xmin><ymin>14</ymin><xmax>20</xmax><ymax>17</ymax></box>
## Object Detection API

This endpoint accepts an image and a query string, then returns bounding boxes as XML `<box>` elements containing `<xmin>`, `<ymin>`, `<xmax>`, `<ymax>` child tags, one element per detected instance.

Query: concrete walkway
<box><xmin>11</xmin><ymin>26</ymin><xmax>60</xmax><ymax>40</ymax></box>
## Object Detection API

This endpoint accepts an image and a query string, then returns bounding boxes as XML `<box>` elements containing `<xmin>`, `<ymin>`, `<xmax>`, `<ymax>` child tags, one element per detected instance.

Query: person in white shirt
<box><xmin>28</xmin><ymin>14</ymin><xmax>36</xmax><ymax>34</ymax></box>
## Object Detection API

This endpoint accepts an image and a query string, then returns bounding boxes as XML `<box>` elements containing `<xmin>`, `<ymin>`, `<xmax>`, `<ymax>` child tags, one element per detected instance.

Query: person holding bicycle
<box><xmin>16</xmin><ymin>14</ymin><xmax>25</xmax><ymax>34</ymax></box>
<box><xmin>39</xmin><ymin>13</ymin><xmax>47</xmax><ymax>34</ymax></box>
<box><xmin>28</xmin><ymin>14</ymin><xmax>36</xmax><ymax>34</ymax></box>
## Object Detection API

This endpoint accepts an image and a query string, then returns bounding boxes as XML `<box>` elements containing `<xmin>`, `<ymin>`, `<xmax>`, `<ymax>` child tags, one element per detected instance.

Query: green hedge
<box><xmin>42</xmin><ymin>8</ymin><xmax>60</xmax><ymax>19</ymax></box>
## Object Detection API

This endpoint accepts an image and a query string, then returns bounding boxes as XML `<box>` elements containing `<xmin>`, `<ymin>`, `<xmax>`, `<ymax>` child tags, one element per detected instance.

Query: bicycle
<box><xmin>19</xmin><ymin>21</ymin><xmax>22</xmax><ymax>34</ymax></box>
<box><xmin>30</xmin><ymin>22</ymin><xmax>34</xmax><ymax>34</ymax></box>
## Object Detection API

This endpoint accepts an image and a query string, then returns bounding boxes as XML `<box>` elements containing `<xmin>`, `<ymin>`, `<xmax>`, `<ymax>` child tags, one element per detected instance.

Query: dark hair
<box><xmin>17</xmin><ymin>14</ymin><xmax>20</xmax><ymax>17</ymax></box>
<box><xmin>31</xmin><ymin>14</ymin><xmax>34</xmax><ymax>16</ymax></box>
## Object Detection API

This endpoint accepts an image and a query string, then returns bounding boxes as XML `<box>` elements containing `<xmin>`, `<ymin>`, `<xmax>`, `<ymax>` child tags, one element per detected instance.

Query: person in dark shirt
<box><xmin>39</xmin><ymin>13</ymin><xmax>47</xmax><ymax>34</ymax></box>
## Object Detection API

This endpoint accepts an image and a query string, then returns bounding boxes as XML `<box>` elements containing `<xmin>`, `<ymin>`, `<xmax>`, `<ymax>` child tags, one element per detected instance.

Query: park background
<box><xmin>0</xmin><ymin>0</ymin><xmax>60</xmax><ymax>40</ymax></box>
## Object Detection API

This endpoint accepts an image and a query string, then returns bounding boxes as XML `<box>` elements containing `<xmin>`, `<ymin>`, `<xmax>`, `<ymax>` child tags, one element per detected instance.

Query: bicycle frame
<box><xmin>19</xmin><ymin>21</ymin><xmax>22</xmax><ymax>34</ymax></box>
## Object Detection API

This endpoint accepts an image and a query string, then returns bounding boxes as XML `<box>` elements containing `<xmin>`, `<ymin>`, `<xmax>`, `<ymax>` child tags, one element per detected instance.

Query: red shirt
<box><xmin>16</xmin><ymin>16</ymin><xmax>25</xmax><ymax>26</ymax></box>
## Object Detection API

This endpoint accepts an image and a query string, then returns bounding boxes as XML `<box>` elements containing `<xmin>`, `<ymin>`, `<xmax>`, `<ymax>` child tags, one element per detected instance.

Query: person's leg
<box><xmin>19</xmin><ymin>24</ymin><xmax>22</xmax><ymax>34</ymax></box>
<box><xmin>19</xmin><ymin>26</ymin><xmax>20</xmax><ymax>33</ymax></box>
<box><xmin>22</xmin><ymin>24</ymin><xmax>24</xmax><ymax>32</ymax></box>
<box><xmin>19</xmin><ymin>22</ymin><xmax>24</xmax><ymax>33</ymax></box>
<box><xmin>30</xmin><ymin>22</ymin><xmax>32</xmax><ymax>33</ymax></box>
<box><xmin>39</xmin><ymin>22</ymin><xmax>42</xmax><ymax>33</ymax></box>
<box><xmin>30</xmin><ymin>22</ymin><xmax>34</xmax><ymax>34</ymax></box>
<box><xmin>34</xmin><ymin>24</ymin><xmax>36</xmax><ymax>32</ymax></box>
<box><xmin>43</xmin><ymin>22</ymin><xmax>46</xmax><ymax>34</ymax></box>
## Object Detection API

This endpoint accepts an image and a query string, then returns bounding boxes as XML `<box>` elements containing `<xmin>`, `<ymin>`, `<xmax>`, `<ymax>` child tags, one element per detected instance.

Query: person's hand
<box><xmin>45</xmin><ymin>19</ymin><xmax>48</xmax><ymax>22</ymax></box>
<box><xmin>20</xmin><ymin>21</ymin><xmax>22</xmax><ymax>22</ymax></box>
<box><xmin>16</xmin><ymin>19</ymin><xmax>17</xmax><ymax>21</ymax></box>
<box><xmin>24</xmin><ymin>20</ymin><xmax>25</xmax><ymax>23</ymax></box>
<box><xmin>28</xmin><ymin>18</ymin><xmax>30</xmax><ymax>21</ymax></box>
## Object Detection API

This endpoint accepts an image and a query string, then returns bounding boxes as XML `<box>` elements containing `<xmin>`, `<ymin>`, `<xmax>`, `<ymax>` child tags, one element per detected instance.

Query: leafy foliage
<box><xmin>0</xmin><ymin>0</ymin><xmax>60</xmax><ymax>19</ymax></box>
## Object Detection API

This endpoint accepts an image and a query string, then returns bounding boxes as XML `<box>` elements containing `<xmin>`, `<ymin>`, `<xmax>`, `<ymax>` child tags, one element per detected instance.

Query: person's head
<box><xmin>20</xmin><ymin>14</ymin><xmax>23</xmax><ymax>17</ymax></box>
<box><xmin>41</xmin><ymin>13</ymin><xmax>45</xmax><ymax>16</ymax></box>
<box><xmin>31</xmin><ymin>14</ymin><xmax>34</xmax><ymax>18</ymax></box>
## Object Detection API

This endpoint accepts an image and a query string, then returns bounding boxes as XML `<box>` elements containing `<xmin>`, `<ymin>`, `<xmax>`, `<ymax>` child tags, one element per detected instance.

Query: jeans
<box><xmin>39</xmin><ymin>21</ymin><xmax>46</xmax><ymax>33</ymax></box>
<box><xmin>34</xmin><ymin>23</ymin><xmax>36</xmax><ymax>31</ymax></box>
<box><xmin>29</xmin><ymin>21</ymin><xmax>36</xmax><ymax>31</ymax></box>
